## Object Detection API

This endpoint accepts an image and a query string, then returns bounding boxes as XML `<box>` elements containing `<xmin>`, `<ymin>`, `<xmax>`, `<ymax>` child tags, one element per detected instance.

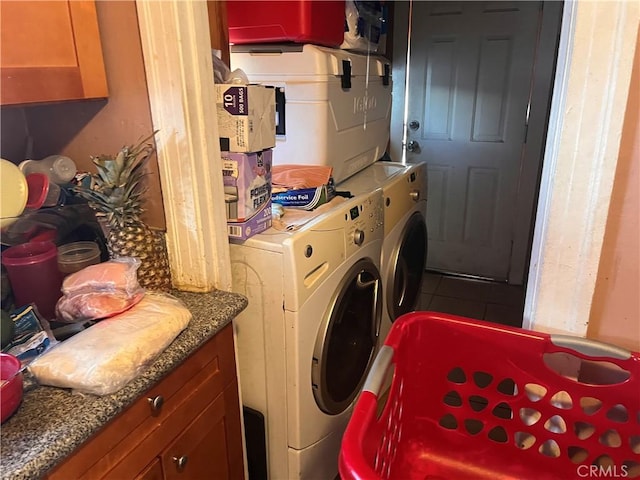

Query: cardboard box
<box><xmin>223</xmin><ymin>149</ymin><xmax>272</xmax><ymax>221</ymax></box>
<box><xmin>215</xmin><ymin>84</ymin><xmax>276</xmax><ymax>153</ymax></box>
<box><xmin>222</xmin><ymin>150</ymin><xmax>273</xmax><ymax>240</ymax></box>
<box><xmin>227</xmin><ymin>200</ymin><xmax>273</xmax><ymax>241</ymax></box>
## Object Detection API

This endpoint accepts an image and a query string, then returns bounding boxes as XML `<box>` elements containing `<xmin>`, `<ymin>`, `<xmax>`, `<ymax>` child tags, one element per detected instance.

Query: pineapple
<box><xmin>74</xmin><ymin>133</ymin><xmax>172</xmax><ymax>291</ymax></box>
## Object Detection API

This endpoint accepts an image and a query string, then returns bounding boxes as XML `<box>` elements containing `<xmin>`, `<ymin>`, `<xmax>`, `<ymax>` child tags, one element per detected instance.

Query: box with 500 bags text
<box><xmin>215</xmin><ymin>84</ymin><xmax>276</xmax><ymax>153</ymax></box>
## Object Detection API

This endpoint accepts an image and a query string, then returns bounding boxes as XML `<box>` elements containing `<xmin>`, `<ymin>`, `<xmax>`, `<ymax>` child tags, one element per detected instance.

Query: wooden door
<box><xmin>405</xmin><ymin>1</ymin><xmax>546</xmax><ymax>281</ymax></box>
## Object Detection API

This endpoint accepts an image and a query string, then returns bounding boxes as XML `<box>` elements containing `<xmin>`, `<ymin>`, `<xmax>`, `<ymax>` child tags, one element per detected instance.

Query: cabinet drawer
<box><xmin>47</xmin><ymin>324</ymin><xmax>236</xmax><ymax>479</ymax></box>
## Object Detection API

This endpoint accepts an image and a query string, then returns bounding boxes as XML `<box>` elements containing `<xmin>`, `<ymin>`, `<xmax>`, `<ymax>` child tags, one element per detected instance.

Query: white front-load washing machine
<box><xmin>230</xmin><ymin>190</ymin><xmax>384</xmax><ymax>480</ymax></box>
<box><xmin>338</xmin><ymin>161</ymin><xmax>428</xmax><ymax>346</ymax></box>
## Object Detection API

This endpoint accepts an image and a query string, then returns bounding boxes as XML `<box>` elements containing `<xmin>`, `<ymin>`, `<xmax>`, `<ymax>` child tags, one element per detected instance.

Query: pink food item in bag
<box><xmin>55</xmin><ymin>289</ymin><xmax>145</xmax><ymax>323</ymax></box>
<box><xmin>61</xmin><ymin>257</ymin><xmax>142</xmax><ymax>295</ymax></box>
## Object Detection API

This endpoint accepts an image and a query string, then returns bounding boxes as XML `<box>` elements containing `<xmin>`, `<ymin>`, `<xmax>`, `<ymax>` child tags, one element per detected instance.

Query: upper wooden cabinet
<box><xmin>0</xmin><ymin>0</ymin><xmax>108</xmax><ymax>106</ymax></box>
<box><xmin>206</xmin><ymin>0</ymin><xmax>230</xmax><ymax>68</ymax></box>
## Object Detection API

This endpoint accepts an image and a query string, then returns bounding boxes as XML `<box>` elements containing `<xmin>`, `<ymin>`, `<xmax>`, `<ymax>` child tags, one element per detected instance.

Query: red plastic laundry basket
<box><xmin>339</xmin><ymin>311</ymin><xmax>640</xmax><ymax>480</ymax></box>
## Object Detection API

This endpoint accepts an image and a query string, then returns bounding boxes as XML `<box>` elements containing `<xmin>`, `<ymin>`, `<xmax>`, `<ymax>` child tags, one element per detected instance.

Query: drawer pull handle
<box><xmin>173</xmin><ymin>455</ymin><xmax>188</xmax><ymax>471</ymax></box>
<box><xmin>147</xmin><ymin>395</ymin><xmax>164</xmax><ymax>414</ymax></box>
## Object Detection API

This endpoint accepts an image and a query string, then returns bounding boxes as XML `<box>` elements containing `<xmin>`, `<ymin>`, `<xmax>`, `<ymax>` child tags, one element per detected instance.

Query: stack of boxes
<box><xmin>218</xmin><ymin>2</ymin><xmax>391</xmax><ymax>236</ymax></box>
<box><xmin>226</xmin><ymin>0</ymin><xmax>391</xmax><ymax>185</ymax></box>
<box><xmin>214</xmin><ymin>83</ymin><xmax>276</xmax><ymax>240</ymax></box>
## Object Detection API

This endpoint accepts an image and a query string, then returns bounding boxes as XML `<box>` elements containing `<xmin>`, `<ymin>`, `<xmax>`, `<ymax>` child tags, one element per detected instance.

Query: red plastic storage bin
<box><xmin>339</xmin><ymin>311</ymin><xmax>640</xmax><ymax>479</ymax></box>
<box><xmin>226</xmin><ymin>0</ymin><xmax>345</xmax><ymax>48</ymax></box>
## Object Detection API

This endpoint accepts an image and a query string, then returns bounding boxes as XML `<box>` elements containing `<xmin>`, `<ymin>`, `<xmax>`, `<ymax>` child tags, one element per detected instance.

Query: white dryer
<box><xmin>338</xmin><ymin>161</ymin><xmax>428</xmax><ymax>346</ymax></box>
<box><xmin>230</xmin><ymin>190</ymin><xmax>384</xmax><ymax>480</ymax></box>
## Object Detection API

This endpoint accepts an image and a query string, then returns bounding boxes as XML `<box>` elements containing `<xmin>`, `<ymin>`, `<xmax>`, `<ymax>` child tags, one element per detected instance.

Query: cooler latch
<box><xmin>341</xmin><ymin>60</ymin><xmax>352</xmax><ymax>90</ymax></box>
<box><xmin>275</xmin><ymin>87</ymin><xmax>286</xmax><ymax>136</ymax></box>
<box><xmin>382</xmin><ymin>64</ymin><xmax>390</xmax><ymax>86</ymax></box>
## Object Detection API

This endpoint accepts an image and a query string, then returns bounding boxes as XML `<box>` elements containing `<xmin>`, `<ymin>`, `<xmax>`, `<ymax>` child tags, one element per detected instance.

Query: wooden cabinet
<box><xmin>0</xmin><ymin>0</ymin><xmax>108</xmax><ymax>106</ymax></box>
<box><xmin>136</xmin><ymin>459</ymin><xmax>164</xmax><ymax>480</ymax></box>
<box><xmin>206</xmin><ymin>1</ymin><xmax>230</xmax><ymax>68</ymax></box>
<box><xmin>46</xmin><ymin>324</ymin><xmax>244</xmax><ymax>480</ymax></box>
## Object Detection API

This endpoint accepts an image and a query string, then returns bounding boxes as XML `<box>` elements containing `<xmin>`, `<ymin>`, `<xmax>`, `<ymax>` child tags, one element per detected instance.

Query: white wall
<box><xmin>587</xmin><ymin>30</ymin><xmax>640</xmax><ymax>352</ymax></box>
<box><xmin>525</xmin><ymin>0</ymin><xmax>639</xmax><ymax>337</ymax></box>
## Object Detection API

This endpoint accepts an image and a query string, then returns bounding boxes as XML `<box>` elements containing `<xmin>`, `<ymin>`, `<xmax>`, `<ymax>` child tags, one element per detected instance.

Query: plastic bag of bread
<box><xmin>29</xmin><ymin>293</ymin><xmax>191</xmax><ymax>395</ymax></box>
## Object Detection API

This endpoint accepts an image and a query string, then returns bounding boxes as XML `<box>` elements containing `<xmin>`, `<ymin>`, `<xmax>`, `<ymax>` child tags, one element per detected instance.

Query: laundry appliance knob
<box><xmin>353</xmin><ymin>229</ymin><xmax>365</xmax><ymax>246</ymax></box>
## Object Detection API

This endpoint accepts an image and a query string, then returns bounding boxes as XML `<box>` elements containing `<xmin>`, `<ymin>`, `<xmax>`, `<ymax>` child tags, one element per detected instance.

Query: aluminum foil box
<box><xmin>215</xmin><ymin>84</ymin><xmax>276</xmax><ymax>153</ymax></box>
<box><xmin>271</xmin><ymin>179</ymin><xmax>336</xmax><ymax>210</ymax></box>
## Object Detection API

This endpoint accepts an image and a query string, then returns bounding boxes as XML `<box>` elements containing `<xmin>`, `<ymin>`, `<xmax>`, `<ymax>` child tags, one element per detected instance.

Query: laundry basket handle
<box><xmin>550</xmin><ymin>335</ymin><xmax>631</xmax><ymax>360</ymax></box>
<box><xmin>362</xmin><ymin>345</ymin><xmax>394</xmax><ymax>396</ymax></box>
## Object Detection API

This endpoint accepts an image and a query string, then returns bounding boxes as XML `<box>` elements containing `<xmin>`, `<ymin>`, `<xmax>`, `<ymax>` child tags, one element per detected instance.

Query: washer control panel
<box><xmin>286</xmin><ymin>190</ymin><xmax>383</xmax><ymax>309</ymax></box>
<box><xmin>345</xmin><ymin>190</ymin><xmax>384</xmax><ymax>250</ymax></box>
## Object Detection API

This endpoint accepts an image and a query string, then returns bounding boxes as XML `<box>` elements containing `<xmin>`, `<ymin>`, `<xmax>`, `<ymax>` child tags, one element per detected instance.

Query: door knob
<box><xmin>409</xmin><ymin>120</ymin><xmax>420</xmax><ymax>130</ymax></box>
<box><xmin>407</xmin><ymin>140</ymin><xmax>420</xmax><ymax>153</ymax></box>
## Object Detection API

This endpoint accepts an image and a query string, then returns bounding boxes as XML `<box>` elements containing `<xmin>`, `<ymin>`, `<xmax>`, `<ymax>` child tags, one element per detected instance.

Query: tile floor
<box><xmin>417</xmin><ymin>270</ymin><xmax>525</xmax><ymax>328</ymax></box>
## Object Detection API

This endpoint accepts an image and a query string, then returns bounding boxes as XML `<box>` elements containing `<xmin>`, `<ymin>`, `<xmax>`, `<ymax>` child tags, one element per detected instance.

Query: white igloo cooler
<box><xmin>229</xmin><ymin>44</ymin><xmax>392</xmax><ymax>183</ymax></box>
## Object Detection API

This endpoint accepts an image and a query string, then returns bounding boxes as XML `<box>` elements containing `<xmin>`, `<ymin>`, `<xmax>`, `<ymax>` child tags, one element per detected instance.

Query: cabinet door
<box><xmin>161</xmin><ymin>390</ymin><xmax>230</xmax><ymax>479</ymax></box>
<box><xmin>0</xmin><ymin>0</ymin><xmax>108</xmax><ymax>105</ymax></box>
<box><xmin>206</xmin><ymin>1</ymin><xmax>230</xmax><ymax>68</ymax></box>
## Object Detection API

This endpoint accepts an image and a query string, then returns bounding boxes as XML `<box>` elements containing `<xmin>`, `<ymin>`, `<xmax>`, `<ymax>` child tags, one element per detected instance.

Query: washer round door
<box><xmin>312</xmin><ymin>258</ymin><xmax>382</xmax><ymax>415</ymax></box>
<box><xmin>388</xmin><ymin>211</ymin><xmax>428</xmax><ymax>321</ymax></box>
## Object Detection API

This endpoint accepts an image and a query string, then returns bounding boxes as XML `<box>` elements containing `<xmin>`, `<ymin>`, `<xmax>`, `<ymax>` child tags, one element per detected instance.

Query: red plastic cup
<box><xmin>1</xmin><ymin>241</ymin><xmax>63</xmax><ymax>320</ymax></box>
<box><xmin>1</xmin><ymin>353</ymin><xmax>23</xmax><ymax>423</ymax></box>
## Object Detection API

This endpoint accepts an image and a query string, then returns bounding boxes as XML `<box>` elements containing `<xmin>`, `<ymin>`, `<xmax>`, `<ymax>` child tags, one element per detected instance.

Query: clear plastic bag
<box><xmin>61</xmin><ymin>257</ymin><xmax>142</xmax><ymax>296</ymax></box>
<box><xmin>57</xmin><ymin>257</ymin><xmax>145</xmax><ymax>323</ymax></box>
<box><xmin>341</xmin><ymin>0</ymin><xmax>384</xmax><ymax>53</ymax></box>
<box><xmin>55</xmin><ymin>289</ymin><xmax>145</xmax><ymax>323</ymax></box>
<box><xmin>2</xmin><ymin>304</ymin><xmax>57</xmax><ymax>363</ymax></box>
<box><xmin>29</xmin><ymin>293</ymin><xmax>192</xmax><ymax>395</ymax></box>
<box><xmin>212</xmin><ymin>49</ymin><xmax>249</xmax><ymax>85</ymax></box>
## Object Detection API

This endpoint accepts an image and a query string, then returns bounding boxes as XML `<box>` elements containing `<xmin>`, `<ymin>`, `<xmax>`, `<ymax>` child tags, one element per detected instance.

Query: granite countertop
<box><xmin>0</xmin><ymin>289</ymin><xmax>248</xmax><ymax>480</ymax></box>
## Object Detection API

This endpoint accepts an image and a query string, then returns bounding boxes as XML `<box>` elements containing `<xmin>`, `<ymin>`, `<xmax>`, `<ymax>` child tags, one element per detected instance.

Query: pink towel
<box><xmin>272</xmin><ymin>165</ymin><xmax>333</xmax><ymax>191</ymax></box>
